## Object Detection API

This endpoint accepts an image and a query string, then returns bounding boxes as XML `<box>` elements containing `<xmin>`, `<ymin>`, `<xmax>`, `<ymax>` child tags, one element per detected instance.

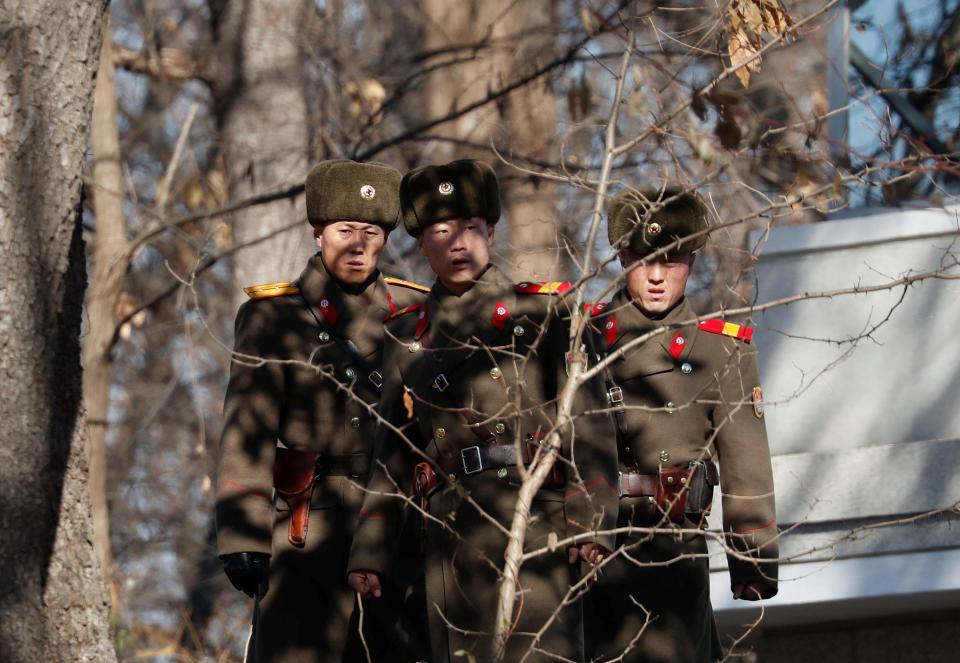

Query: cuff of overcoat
<box><xmin>215</xmin><ymin>493</ymin><xmax>275</xmax><ymax>557</ymax></box>
<box><xmin>725</xmin><ymin>520</ymin><xmax>779</xmax><ymax>598</ymax></box>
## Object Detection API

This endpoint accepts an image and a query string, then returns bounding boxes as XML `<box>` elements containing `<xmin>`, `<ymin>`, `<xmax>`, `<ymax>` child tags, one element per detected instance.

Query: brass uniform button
<box><xmin>681</xmin><ymin>362</ymin><xmax>692</xmax><ymax>374</ymax></box>
<box><xmin>345</xmin><ymin>367</ymin><xmax>356</xmax><ymax>379</ymax></box>
<box><xmin>659</xmin><ymin>450</ymin><xmax>670</xmax><ymax>463</ymax></box>
<box><xmin>665</xmin><ymin>401</ymin><xmax>676</xmax><ymax>413</ymax></box>
<box><xmin>494</xmin><ymin>422</ymin><xmax>506</xmax><ymax>435</ymax></box>
<box><xmin>513</xmin><ymin>325</ymin><xmax>525</xmax><ymax>337</ymax></box>
<box><xmin>350</xmin><ymin>416</ymin><xmax>361</xmax><ymax>429</ymax></box>
<box><xmin>435</xmin><ymin>427</ymin><xmax>446</xmax><ymax>439</ymax></box>
<box><xmin>319</xmin><ymin>331</ymin><xmax>330</xmax><ymax>343</ymax></box>
<box><xmin>409</xmin><ymin>341</ymin><xmax>422</xmax><ymax>353</ymax></box>
<box><xmin>497</xmin><ymin>468</ymin><xmax>508</xmax><ymax>478</ymax></box>
<box><xmin>489</xmin><ymin>367</ymin><xmax>502</xmax><ymax>380</ymax></box>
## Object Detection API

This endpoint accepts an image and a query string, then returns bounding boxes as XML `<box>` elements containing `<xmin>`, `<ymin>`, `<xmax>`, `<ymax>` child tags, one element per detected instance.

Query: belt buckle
<box><xmin>607</xmin><ymin>386</ymin><xmax>624</xmax><ymax>405</ymax></box>
<box><xmin>433</xmin><ymin>373</ymin><xmax>450</xmax><ymax>392</ymax></box>
<box><xmin>369</xmin><ymin>370</ymin><xmax>383</xmax><ymax>388</ymax></box>
<box><xmin>461</xmin><ymin>446</ymin><xmax>482</xmax><ymax>475</ymax></box>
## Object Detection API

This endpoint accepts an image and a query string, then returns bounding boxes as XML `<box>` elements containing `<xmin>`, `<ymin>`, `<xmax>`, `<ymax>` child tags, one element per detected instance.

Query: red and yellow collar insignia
<box><xmin>515</xmin><ymin>280</ymin><xmax>572</xmax><ymax>295</ymax></box>
<box><xmin>697</xmin><ymin>319</ymin><xmax>753</xmax><ymax>343</ymax></box>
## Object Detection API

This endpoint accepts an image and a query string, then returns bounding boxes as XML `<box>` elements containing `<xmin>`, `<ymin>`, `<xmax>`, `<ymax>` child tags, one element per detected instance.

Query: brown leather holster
<box><xmin>273</xmin><ymin>447</ymin><xmax>320</xmax><ymax>548</ymax></box>
<box><xmin>620</xmin><ymin>460</ymin><xmax>718</xmax><ymax>524</ymax></box>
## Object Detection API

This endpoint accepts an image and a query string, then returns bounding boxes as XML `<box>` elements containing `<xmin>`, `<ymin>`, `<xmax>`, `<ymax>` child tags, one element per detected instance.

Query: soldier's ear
<box><xmin>486</xmin><ymin>221</ymin><xmax>496</xmax><ymax>244</ymax></box>
<box><xmin>313</xmin><ymin>225</ymin><xmax>324</xmax><ymax>251</ymax></box>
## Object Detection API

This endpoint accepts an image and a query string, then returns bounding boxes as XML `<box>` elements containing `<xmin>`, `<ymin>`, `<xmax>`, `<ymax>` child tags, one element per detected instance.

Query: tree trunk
<box><xmin>494</xmin><ymin>1</ymin><xmax>561</xmax><ymax>281</ymax></box>
<box><xmin>421</xmin><ymin>0</ymin><xmax>560</xmax><ymax>280</ymax></box>
<box><xmin>83</xmin><ymin>14</ymin><xmax>126</xmax><ymax>600</ymax></box>
<box><xmin>0</xmin><ymin>1</ymin><xmax>117</xmax><ymax>660</ymax></box>
<box><xmin>211</xmin><ymin>0</ymin><xmax>314</xmax><ymax>304</ymax></box>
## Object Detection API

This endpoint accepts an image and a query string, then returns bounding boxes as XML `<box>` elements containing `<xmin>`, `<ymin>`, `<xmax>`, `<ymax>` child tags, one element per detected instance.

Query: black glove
<box><xmin>221</xmin><ymin>552</ymin><xmax>270</xmax><ymax>598</ymax></box>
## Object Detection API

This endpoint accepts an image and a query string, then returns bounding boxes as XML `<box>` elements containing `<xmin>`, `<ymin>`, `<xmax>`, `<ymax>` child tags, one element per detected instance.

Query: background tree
<box><xmin>0</xmin><ymin>1</ymin><xmax>116</xmax><ymax>660</ymax></box>
<box><xmin>73</xmin><ymin>0</ymin><xmax>959</xmax><ymax>659</ymax></box>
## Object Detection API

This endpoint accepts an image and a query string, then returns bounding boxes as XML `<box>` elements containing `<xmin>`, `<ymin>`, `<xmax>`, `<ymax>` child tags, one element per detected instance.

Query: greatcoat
<box><xmin>584</xmin><ymin>289</ymin><xmax>778</xmax><ymax>663</ymax></box>
<box><xmin>216</xmin><ymin>254</ymin><xmax>429</xmax><ymax>662</ymax></box>
<box><xmin>349</xmin><ymin>265</ymin><xmax>620</xmax><ymax>663</ymax></box>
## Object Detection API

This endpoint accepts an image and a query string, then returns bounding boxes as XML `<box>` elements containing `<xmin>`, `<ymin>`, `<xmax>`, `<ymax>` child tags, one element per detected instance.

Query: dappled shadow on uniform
<box><xmin>217</xmin><ymin>269</ymin><xmax>424</xmax><ymax>661</ymax></box>
<box><xmin>397</xmin><ymin>295</ymin><xmax>605</xmax><ymax>662</ymax></box>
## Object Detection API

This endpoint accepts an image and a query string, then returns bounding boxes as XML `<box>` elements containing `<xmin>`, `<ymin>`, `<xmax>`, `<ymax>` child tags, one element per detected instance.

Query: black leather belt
<box><xmin>433</xmin><ymin>443</ymin><xmax>566</xmax><ymax>488</ymax></box>
<box><xmin>436</xmin><ymin>444</ymin><xmax>520</xmax><ymax>478</ymax></box>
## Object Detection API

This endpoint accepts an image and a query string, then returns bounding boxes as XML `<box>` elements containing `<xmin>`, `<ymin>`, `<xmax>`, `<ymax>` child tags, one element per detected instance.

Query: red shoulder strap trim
<box><xmin>697</xmin><ymin>319</ymin><xmax>753</xmax><ymax>343</ymax></box>
<box><xmin>515</xmin><ymin>281</ymin><xmax>573</xmax><ymax>295</ymax></box>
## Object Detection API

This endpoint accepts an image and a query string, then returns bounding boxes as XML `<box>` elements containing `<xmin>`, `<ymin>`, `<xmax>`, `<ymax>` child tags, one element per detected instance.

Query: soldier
<box><xmin>346</xmin><ymin>159</ymin><xmax>620</xmax><ymax>662</ymax></box>
<box><xmin>584</xmin><ymin>186</ymin><xmax>779</xmax><ymax>663</ymax></box>
<box><xmin>216</xmin><ymin>160</ymin><xmax>431</xmax><ymax>662</ymax></box>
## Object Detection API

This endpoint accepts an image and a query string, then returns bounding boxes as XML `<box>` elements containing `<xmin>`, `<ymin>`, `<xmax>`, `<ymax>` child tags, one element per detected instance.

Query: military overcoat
<box><xmin>584</xmin><ymin>289</ymin><xmax>778</xmax><ymax>663</ymax></box>
<box><xmin>216</xmin><ymin>254</ymin><xmax>428</xmax><ymax>663</ymax></box>
<box><xmin>349</xmin><ymin>265</ymin><xmax>620</xmax><ymax>663</ymax></box>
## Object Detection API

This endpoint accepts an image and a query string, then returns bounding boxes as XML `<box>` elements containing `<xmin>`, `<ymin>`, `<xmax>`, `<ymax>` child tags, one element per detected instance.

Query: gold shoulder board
<box><xmin>243</xmin><ymin>282</ymin><xmax>300</xmax><ymax>300</ymax></box>
<box><xmin>384</xmin><ymin>276</ymin><xmax>430</xmax><ymax>293</ymax></box>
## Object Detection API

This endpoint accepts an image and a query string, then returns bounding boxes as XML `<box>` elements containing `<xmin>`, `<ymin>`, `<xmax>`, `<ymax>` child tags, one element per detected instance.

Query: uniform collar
<box><xmin>425</xmin><ymin>264</ymin><xmax>514</xmax><ymax>349</ymax></box>
<box><xmin>297</xmin><ymin>253</ymin><xmax>386</xmax><ymax>317</ymax></box>
<box><xmin>611</xmin><ymin>287</ymin><xmax>694</xmax><ymax>331</ymax></box>
<box><xmin>428</xmin><ymin>263</ymin><xmax>507</xmax><ymax>306</ymax></box>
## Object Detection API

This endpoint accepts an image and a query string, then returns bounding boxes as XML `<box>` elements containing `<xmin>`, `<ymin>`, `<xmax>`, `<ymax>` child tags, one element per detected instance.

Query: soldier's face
<box><xmin>417</xmin><ymin>217</ymin><xmax>494</xmax><ymax>295</ymax></box>
<box><xmin>621</xmin><ymin>250</ymin><xmax>694</xmax><ymax>316</ymax></box>
<box><xmin>314</xmin><ymin>220</ymin><xmax>387</xmax><ymax>285</ymax></box>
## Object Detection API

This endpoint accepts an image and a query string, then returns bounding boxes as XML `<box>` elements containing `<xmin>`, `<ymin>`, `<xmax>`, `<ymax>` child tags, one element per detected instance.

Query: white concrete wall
<box><xmin>710</xmin><ymin>205</ymin><xmax>960</xmax><ymax>628</ymax></box>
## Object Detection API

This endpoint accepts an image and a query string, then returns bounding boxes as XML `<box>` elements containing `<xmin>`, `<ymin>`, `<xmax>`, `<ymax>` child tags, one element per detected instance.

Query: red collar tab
<box><xmin>491</xmin><ymin>301</ymin><xmax>510</xmax><ymax>332</ymax></box>
<box><xmin>414</xmin><ymin>304</ymin><xmax>429</xmax><ymax>339</ymax></box>
<box><xmin>602</xmin><ymin>315</ymin><xmax>619</xmax><ymax>347</ymax></box>
<box><xmin>515</xmin><ymin>281</ymin><xmax>573</xmax><ymax>295</ymax></box>
<box><xmin>385</xmin><ymin>290</ymin><xmax>398</xmax><ymax>314</ymax></box>
<box><xmin>668</xmin><ymin>331</ymin><xmax>686</xmax><ymax>359</ymax></box>
<box><xmin>697</xmin><ymin>319</ymin><xmax>753</xmax><ymax>343</ymax></box>
<box><xmin>317</xmin><ymin>297</ymin><xmax>339</xmax><ymax>326</ymax></box>
<box><xmin>584</xmin><ymin>301</ymin><xmax>607</xmax><ymax>317</ymax></box>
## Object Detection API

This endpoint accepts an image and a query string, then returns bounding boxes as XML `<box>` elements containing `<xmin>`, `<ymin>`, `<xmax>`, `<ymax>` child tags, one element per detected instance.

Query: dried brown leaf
<box><xmin>728</xmin><ymin>32</ymin><xmax>760</xmax><ymax>88</ymax></box>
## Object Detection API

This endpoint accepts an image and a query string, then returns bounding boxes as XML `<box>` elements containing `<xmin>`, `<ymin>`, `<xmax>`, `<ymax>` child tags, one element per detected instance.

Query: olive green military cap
<box><xmin>607</xmin><ymin>186</ymin><xmax>710</xmax><ymax>253</ymax></box>
<box><xmin>399</xmin><ymin>159</ymin><xmax>501</xmax><ymax>235</ymax></box>
<box><xmin>305</xmin><ymin>159</ymin><xmax>402</xmax><ymax>229</ymax></box>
